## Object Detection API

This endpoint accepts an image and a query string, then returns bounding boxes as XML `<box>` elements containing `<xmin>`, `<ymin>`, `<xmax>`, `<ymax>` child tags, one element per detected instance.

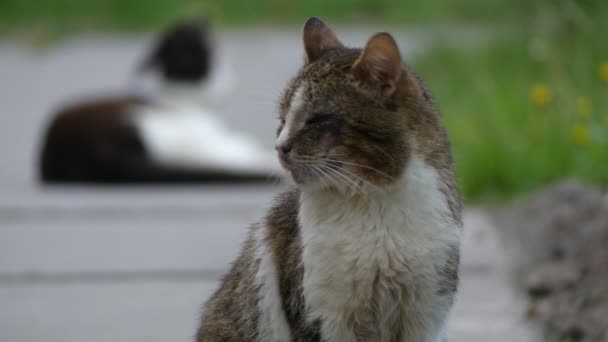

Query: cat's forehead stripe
<box><xmin>288</xmin><ymin>82</ymin><xmax>306</xmax><ymax>116</ymax></box>
<box><xmin>277</xmin><ymin>82</ymin><xmax>306</xmax><ymax>146</ymax></box>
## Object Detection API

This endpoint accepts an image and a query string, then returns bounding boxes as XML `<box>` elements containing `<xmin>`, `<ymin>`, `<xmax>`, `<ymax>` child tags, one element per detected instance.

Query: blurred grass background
<box><xmin>0</xmin><ymin>0</ymin><xmax>560</xmax><ymax>32</ymax></box>
<box><xmin>415</xmin><ymin>1</ymin><xmax>608</xmax><ymax>201</ymax></box>
<box><xmin>0</xmin><ymin>0</ymin><xmax>606</xmax><ymax>202</ymax></box>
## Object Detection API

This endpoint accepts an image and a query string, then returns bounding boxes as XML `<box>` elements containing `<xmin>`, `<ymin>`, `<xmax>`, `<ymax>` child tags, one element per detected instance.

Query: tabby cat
<box><xmin>197</xmin><ymin>17</ymin><xmax>462</xmax><ymax>342</ymax></box>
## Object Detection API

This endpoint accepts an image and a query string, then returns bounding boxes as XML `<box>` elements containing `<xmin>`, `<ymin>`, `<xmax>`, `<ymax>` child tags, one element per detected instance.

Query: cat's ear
<box><xmin>351</xmin><ymin>33</ymin><xmax>402</xmax><ymax>96</ymax></box>
<box><xmin>303</xmin><ymin>17</ymin><xmax>343</xmax><ymax>63</ymax></box>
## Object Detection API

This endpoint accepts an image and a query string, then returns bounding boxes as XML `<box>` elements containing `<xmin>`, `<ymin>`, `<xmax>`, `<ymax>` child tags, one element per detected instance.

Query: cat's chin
<box><xmin>280</xmin><ymin>167</ymin><xmax>324</xmax><ymax>190</ymax></box>
<box><xmin>283</xmin><ymin>168</ymin><xmax>313</xmax><ymax>186</ymax></box>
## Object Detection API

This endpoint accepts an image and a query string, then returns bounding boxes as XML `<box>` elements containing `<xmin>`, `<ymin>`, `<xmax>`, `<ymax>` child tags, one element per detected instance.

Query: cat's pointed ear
<box><xmin>351</xmin><ymin>33</ymin><xmax>402</xmax><ymax>96</ymax></box>
<box><xmin>303</xmin><ymin>17</ymin><xmax>343</xmax><ymax>63</ymax></box>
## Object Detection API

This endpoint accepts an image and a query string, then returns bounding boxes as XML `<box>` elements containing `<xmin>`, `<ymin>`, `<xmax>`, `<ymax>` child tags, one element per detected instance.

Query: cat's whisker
<box><xmin>291</xmin><ymin>153</ymin><xmax>391</xmax><ymax>180</ymax></box>
<box><xmin>263</xmin><ymin>174</ymin><xmax>273</xmax><ymax>186</ymax></box>
<box><xmin>316</xmin><ymin>165</ymin><xmax>340</xmax><ymax>190</ymax></box>
<box><xmin>322</xmin><ymin>161</ymin><xmax>379</xmax><ymax>192</ymax></box>
<box><xmin>309</xmin><ymin>164</ymin><xmax>331</xmax><ymax>189</ymax></box>
<box><xmin>263</xmin><ymin>171</ymin><xmax>282</xmax><ymax>187</ymax></box>
<box><xmin>317</xmin><ymin>164</ymin><xmax>347</xmax><ymax>189</ymax></box>
<box><xmin>319</xmin><ymin>163</ymin><xmax>363</xmax><ymax>194</ymax></box>
<box><xmin>272</xmin><ymin>174</ymin><xmax>283</xmax><ymax>187</ymax></box>
<box><xmin>319</xmin><ymin>158</ymin><xmax>393</xmax><ymax>180</ymax></box>
<box><xmin>284</xmin><ymin>156</ymin><xmax>336</xmax><ymax>190</ymax></box>
<box><xmin>371</xmin><ymin>143</ymin><xmax>395</xmax><ymax>163</ymax></box>
<box><xmin>290</xmin><ymin>154</ymin><xmax>317</xmax><ymax>162</ymax></box>
<box><xmin>288</xmin><ymin>156</ymin><xmax>312</xmax><ymax>166</ymax></box>
<box><xmin>289</xmin><ymin>154</ymin><xmax>383</xmax><ymax>192</ymax></box>
<box><xmin>292</xmin><ymin>153</ymin><xmax>392</xmax><ymax>180</ymax></box>
<box><xmin>302</xmin><ymin>159</ymin><xmax>341</xmax><ymax>191</ymax></box>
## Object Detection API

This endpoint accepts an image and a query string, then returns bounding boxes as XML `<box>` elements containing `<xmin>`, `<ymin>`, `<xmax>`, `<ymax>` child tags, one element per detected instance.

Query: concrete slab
<box><xmin>0</xmin><ymin>202</ymin><xmax>537</xmax><ymax>342</ymax></box>
<box><xmin>0</xmin><ymin>282</ymin><xmax>215</xmax><ymax>342</ymax></box>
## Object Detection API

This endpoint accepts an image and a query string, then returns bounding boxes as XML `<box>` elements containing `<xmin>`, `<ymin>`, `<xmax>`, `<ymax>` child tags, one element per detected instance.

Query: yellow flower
<box><xmin>600</xmin><ymin>62</ymin><xmax>608</xmax><ymax>83</ymax></box>
<box><xmin>530</xmin><ymin>83</ymin><xmax>551</xmax><ymax>107</ymax></box>
<box><xmin>570</xmin><ymin>123</ymin><xmax>590</xmax><ymax>145</ymax></box>
<box><xmin>576</xmin><ymin>96</ymin><xmax>592</xmax><ymax>119</ymax></box>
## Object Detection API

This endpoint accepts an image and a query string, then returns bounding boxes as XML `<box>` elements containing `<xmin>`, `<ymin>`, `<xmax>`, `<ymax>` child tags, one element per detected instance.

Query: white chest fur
<box><xmin>298</xmin><ymin>156</ymin><xmax>461</xmax><ymax>342</ymax></box>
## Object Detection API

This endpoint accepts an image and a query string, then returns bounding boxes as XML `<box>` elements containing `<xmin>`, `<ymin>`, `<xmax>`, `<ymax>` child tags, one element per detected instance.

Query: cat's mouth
<box><xmin>278</xmin><ymin>153</ymin><xmax>312</xmax><ymax>184</ymax></box>
<box><xmin>279</xmin><ymin>152</ymin><xmax>345</xmax><ymax>186</ymax></box>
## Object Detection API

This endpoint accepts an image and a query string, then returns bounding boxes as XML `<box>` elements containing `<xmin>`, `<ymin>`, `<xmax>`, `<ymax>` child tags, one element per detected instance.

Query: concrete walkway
<box><xmin>0</xmin><ymin>187</ymin><xmax>535</xmax><ymax>341</ymax></box>
<box><xmin>0</xmin><ymin>29</ymin><xmax>534</xmax><ymax>341</ymax></box>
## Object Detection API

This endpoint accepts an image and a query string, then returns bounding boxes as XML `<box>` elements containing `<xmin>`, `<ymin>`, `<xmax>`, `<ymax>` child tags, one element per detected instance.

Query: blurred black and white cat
<box><xmin>40</xmin><ymin>17</ymin><xmax>278</xmax><ymax>183</ymax></box>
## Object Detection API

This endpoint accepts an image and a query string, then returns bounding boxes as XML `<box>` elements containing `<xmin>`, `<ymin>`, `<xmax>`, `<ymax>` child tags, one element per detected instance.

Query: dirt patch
<box><xmin>493</xmin><ymin>181</ymin><xmax>608</xmax><ymax>341</ymax></box>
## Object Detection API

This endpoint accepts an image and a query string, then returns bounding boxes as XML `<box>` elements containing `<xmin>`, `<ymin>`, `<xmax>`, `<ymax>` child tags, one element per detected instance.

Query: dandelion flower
<box><xmin>576</xmin><ymin>96</ymin><xmax>592</xmax><ymax>119</ymax></box>
<box><xmin>600</xmin><ymin>62</ymin><xmax>608</xmax><ymax>83</ymax></box>
<box><xmin>570</xmin><ymin>123</ymin><xmax>590</xmax><ymax>145</ymax></box>
<box><xmin>530</xmin><ymin>83</ymin><xmax>551</xmax><ymax>107</ymax></box>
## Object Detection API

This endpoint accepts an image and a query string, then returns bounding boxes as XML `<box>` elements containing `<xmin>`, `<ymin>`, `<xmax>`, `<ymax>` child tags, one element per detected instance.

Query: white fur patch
<box><xmin>254</xmin><ymin>226</ymin><xmax>292</xmax><ymax>341</ymax></box>
<box><xmin>276</xmin><ymin>83</ymin><xmax>305</xmax><ymax>148</ymax></box>
<box><xmin>132</xmin><ymin>104</ymin><xmax>280</xmax><ymax>174</ymax></box>
<box><xmin>299</xmin><ymin>155</ymin><xmax>462</xmax><ymax>342</ymax></box>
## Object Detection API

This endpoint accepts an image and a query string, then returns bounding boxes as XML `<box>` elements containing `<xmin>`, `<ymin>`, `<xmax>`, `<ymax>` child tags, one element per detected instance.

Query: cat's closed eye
<box><xmin>305</xmin><ymin>114</ymin><xmax>337</xmax><ymax>127</ymax></box>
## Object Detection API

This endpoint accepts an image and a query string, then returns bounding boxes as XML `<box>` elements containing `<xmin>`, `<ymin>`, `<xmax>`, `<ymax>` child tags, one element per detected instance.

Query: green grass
<box><xmin>414</xmin><ymin>7</ymin><xmax>608</xmax><ymax>201</ymax></box>
<box><xmin>0</xmin><ymin>0</ymin><xmax>549</xmax><ymax>34</ymax></box>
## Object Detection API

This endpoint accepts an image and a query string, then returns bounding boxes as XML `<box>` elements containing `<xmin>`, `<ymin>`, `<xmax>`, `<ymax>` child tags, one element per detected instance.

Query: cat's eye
<box><xmin>305</xmin><ymin>114</ymin><xmax>335</xmax><ymax>127</ymax></box>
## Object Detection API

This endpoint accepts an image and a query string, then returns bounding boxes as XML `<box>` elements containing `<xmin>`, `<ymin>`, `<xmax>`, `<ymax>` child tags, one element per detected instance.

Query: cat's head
<box><xmin>276</xmin><ymin>17</ymin><xmax>447</xmax><ymax>193</ymax></box>
<box><xmin>139</xmin><ymin>16</ymin><xmax>212</xmax><ymax>83</ymax></box>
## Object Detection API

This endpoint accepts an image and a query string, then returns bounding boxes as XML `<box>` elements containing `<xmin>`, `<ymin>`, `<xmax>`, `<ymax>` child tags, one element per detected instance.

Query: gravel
<box><xmin>493</xmin><ymin>180</ymin><xmax>608</xmax><ymax>341</ymax></box>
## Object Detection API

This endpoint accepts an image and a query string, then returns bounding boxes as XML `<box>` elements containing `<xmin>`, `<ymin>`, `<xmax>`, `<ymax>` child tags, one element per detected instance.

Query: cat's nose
<box><xmin>275</xmin><ymin>143</ymin><xmax>292</xmax><ymax>156</ymax></box>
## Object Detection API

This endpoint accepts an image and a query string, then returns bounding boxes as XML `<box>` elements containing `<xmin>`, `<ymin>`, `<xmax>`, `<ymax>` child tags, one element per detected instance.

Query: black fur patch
<box><xmin>140</xmin><ymin>17</ymin><xmax>211</xmax><ymax>83</ymax></box>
